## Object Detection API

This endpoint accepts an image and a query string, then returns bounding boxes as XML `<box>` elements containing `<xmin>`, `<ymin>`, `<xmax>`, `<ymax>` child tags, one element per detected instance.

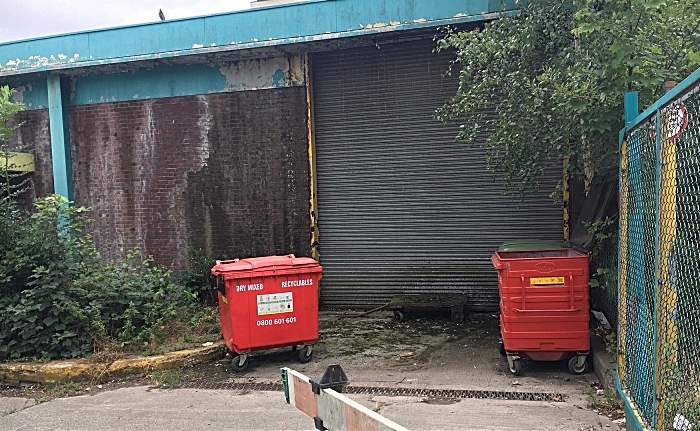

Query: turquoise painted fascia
<box><xmin>0</xmin><ymin>0</ymin><xmax>516</xmax><ymax>77</ymax></box>
<box><xmin>72</xmin><ymin>64</ymin><xmax>225</xmax><ymax>105</ymax></box>
<box><xmin>47</xmin><ymin>75</ymin><xmax>73</xmax><ymax>201</ymax></box>
<box><xmin>10</xmin><ymin>79</ymin><xmax>49</xmax><ymax>110</ymax></box>
<box><xmin>70</xmin><ymin>59</ymin><xmax>304</xmax><ymax>106</ymax></box>
<box><xmin>9</xmin><ymin>55</ymin><xmax>304</xmax><ymax>108</ymax></box>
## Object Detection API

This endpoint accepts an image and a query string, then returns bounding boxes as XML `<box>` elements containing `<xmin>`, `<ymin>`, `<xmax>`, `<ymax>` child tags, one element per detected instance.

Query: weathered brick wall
<box><xmin>5</xmin><ymin>109</ymin><xmax>54</xmax><ymax>208</ymax></box>
<box><xmin>70</xmin><ymin>88</ymin><xmax>310</xmax><ymax>269</ymax></box>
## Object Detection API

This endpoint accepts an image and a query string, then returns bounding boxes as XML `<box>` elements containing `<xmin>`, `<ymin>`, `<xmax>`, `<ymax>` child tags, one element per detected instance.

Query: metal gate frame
<box><xmin>618</xmin><ymin>67</ymin><xmax>700</xmax><ymax>431</ymax></box>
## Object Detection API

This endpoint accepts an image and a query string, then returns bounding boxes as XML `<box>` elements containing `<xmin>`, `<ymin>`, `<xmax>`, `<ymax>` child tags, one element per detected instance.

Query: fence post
<box><xmin>624</xmin><ymin>92</ymin><xmax>639</xmax><ymax>125</ymax></box>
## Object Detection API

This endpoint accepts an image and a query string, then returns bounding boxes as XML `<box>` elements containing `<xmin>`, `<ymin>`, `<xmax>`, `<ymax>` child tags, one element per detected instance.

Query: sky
<box><xmin>0</xmin><ymin>0</ymin><xmax>253</xmax><ymax>43</ymax></box>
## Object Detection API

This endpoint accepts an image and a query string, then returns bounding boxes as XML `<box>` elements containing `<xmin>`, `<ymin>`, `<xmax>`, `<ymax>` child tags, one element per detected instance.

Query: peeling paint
<box><xmin>289</xmin><ymin>55</ymin><xmax>304</xmax><ymax>86</ymax></box>
<box><xmin>372</xmin><ymin>22</ymin><xmax>387</xmax><ymax>28</ymax></box>
<box><xmin>10</xmin><ymin>81</ymin><xmax>47</xmax><ymax>109</ymax></box>
<box><xmin>454</xmin><ymin>13</ymin><xmax>468</xmax><ymax>18</ymax></box>
<box><xmin>413</xmin><ymin>18</ymin><xmax>427</xmax><ymax>23</ymax></box>
<box><xmin>272</xmin><ymin>68</ymin><xmax>285</xmax><ymax>87</ymax></box>
<box><xmin>192</xmin><ymin>44</ymin><xmax>204</xmax><ymax>49</ymax></box>
<box><xmin>217</xmin><ymin>56</ymin><xmax>303</xmax><ymax>91</ymax></box>
<box><xmin>389</xmin><ymin>21</ymin><xmax>400</xmax><ymax>26</ymax></box>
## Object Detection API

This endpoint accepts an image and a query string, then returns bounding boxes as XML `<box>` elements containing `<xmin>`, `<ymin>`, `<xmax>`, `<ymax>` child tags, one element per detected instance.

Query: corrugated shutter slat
<box><xmin>313</xmin><ymin>40</ymin><xmax>563</xmax><ymax>310</ymax></box>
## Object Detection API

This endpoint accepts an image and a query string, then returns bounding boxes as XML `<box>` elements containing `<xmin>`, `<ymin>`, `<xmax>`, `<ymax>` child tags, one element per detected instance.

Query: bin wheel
<box><xmin>392</xmin><ymin>310</ymin><xmax>404</xmax><ymax>322</ymax></box>
<box><xmin>451</xmin><ymin>311</ymin><xmax>465</xmax><ymax>323</ymax></box>
<box><xmin>231</xmin><ymin>355</ymin><xmax>249</xmax><ymax>373</ymax></box>
<box><xmin>498</xmin><ymin>340</ymin><xmax>506</xmax><ymax>357</ymax></box>
<box><xmin>508</xmin><ymin>356</ymin><xmax>521</xmax><ymax>376</ymax></box>
<box><xmin>298</xmin><ymin>345</ymin><xmax>313</xmax><ymax>363</ymax></box>
<box><xmin>568</xmin><ymin>355</ymin><xmax>588</xmax><ymax>375</ymax></box>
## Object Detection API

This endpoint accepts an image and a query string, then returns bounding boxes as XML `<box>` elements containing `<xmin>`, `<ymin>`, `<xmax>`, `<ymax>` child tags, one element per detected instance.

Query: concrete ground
<box><xmin>0</xmin><ymin>311</ymin><xmax>624</xmax><ymax>430</ymax></box>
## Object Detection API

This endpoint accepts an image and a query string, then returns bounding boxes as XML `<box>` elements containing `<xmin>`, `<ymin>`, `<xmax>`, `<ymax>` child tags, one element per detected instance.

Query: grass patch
<box><xmin>148</xmin><ymin>370</ymin><xmax>184</xmax><ymax>389</ymax></box>
<box><xmin>31</xmin><ymin>381</ymin><xmax>90</xmax><ymax>404</ymax></box>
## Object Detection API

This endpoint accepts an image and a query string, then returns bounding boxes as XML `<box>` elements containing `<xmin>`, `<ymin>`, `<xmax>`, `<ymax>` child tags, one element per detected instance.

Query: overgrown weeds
<box><xmin>585</xmin><ymin>385</ymin><xmax>624</xmax><ymax>420</ymax></box>
<box><xmin>0</xmin><ymin>193</ymin><xmax>219</xmax><ymax>361</ymax></box>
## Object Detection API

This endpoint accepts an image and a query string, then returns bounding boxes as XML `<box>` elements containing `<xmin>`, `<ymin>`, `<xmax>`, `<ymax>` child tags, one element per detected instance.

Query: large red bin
<box><xmin>491</xmin><ymin>248</ymin><xmax>590</xmax><ymax>376</ymax></box>
<box><xmin>211</xmin><ymin>254</ymin><xmax>322</xmax><ymax>372</ymax></box>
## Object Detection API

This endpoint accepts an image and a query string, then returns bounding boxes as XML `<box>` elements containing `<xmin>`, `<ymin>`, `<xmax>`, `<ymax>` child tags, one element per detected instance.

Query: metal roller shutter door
<box><xmin>312</xmin><ymin>40</ymin><xmax>563</xmax><ymax>310</ymax></box>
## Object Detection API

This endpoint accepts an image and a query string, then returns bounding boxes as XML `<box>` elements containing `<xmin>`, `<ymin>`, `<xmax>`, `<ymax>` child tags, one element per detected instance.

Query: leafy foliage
<box><xmin>436</xmin><ymin>0</ymin><xmax>700</xmax><ymax>194</ymax></box>
<box><xmin>0</xmin><ymin>195</ymin><xmax>204</xmax><ymax>360</ymax></box>
<box><xmin>0</xmin><ymin>88</ymin><xmax>217</xmax><ymax>360</ymax></box>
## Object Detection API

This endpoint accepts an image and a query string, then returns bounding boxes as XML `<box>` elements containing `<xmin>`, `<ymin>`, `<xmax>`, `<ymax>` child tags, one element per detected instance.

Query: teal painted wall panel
<box><xmin>0</xmin><ymin>0</ymin><xmax>516</xmax><ymax>77</ymax></box>
<box><xmin>11</xmin><ymin>80</ymin><xmax>49</xmax><ymax>110</ymax></box>
<box><xmin>72</xmin><ymin>65</ymin><xmax>224</xmax><ymax>105</ymax></box>
<box><xmin>70</xmin><ymin>56</ymin><xmax>304</xmax><ymax>106</ymax></box>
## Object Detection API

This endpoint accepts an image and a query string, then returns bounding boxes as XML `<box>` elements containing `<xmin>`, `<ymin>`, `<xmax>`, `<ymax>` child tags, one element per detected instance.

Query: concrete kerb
<box><xmin>590</xmin><ymin>334</ymin><xmax>617</xmax><ymax>395</ymax></box>
<box><xmin>0</xmin><ymin>342</ymin><xmax>225</xmax><ymax>386</ymax></box>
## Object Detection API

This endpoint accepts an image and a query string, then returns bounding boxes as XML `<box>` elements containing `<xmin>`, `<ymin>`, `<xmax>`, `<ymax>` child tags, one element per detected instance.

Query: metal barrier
<box><xmin>618</xmin><ymin>68</ymin><xmax>700</xmax><ymax>431</ymax></box>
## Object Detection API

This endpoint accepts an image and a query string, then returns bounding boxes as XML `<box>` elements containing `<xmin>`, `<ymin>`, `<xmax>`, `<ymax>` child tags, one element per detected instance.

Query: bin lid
<box><xmin>499</xmin><ymin>240</ymin><xmax>564</xmax><ymax>251</ymax></box>
<box><xmin>211</xmin><ymin>254</ymin><xmax>320</xmax><ymax>276</ymax></box>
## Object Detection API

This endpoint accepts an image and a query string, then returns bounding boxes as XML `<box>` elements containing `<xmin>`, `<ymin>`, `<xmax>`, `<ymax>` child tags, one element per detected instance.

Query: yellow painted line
<box><xmin>0</xmin><ymin>342</ymin><xmax>224</xmax><ymax>385</ymax></box>
<box><xmin>305</xmin><ymin>53</ymin><xmax>320</xmax><ymax>263</ymax></box>
<box><xmin>530</xmin><ymin>277</ymin><xmax>565</xmax><ymax>286</ymax></box>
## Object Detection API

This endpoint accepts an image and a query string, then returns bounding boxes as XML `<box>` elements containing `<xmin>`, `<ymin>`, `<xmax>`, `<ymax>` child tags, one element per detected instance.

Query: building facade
<box><xmin>0</xmin><ymin>0</ymin><xmax>566</xmax><ymax>309</ymax></box>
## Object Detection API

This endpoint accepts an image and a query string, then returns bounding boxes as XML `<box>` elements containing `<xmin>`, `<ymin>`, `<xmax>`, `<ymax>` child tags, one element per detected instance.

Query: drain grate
<box><xmin>180</xmin><ymin>381</ymin><xmax>566</xmax><ymax>402</ymax></box>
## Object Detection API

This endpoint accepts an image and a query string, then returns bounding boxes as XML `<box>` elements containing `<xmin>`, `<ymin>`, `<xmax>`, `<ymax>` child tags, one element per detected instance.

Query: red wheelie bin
<box><xmin>491</xmin><ymin>248</ymin><xmax>590</xmax><ymax>376</ymax></box>
<box><xmin>211</xmin><ymin>254</ymin><xmax>322</xmax><ymax>372</ymax></box>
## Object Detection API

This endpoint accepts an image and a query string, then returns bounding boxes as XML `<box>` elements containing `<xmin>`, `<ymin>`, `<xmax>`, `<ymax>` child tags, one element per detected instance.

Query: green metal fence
<box><xmin>618</xmin><ymin>68</ymin><xmax>700</xmax><ymax>431</ymax></box>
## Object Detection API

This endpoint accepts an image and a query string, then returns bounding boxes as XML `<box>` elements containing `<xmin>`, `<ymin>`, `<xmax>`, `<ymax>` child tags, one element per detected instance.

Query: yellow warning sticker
<box><xmin>530</xmin><ymin>277</ymin><xmax>565</xmax><ymax>286</ymax></box>
<box><xmin>221</xmin><ymin>295</ymin><xmax>228</xmax><ymax>305</ymax></box>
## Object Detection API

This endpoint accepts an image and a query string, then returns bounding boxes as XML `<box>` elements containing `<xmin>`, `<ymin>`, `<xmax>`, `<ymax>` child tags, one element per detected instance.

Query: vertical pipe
<box><xmin>47</xmin><ymin>75</ymin><xmax>73</xmax><ymax>200</ymax></box>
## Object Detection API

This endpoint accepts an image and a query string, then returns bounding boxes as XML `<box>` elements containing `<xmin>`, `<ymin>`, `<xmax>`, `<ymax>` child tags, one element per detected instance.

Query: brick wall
<box><xmin>5</xmin><ymin>109</ymin><xmax>54</xmax><ymax>208</ymax></box>
<box><xmin>70</xmin><ymin>88</ymin><xmax>310</xmax><ymax>269</ymax></box>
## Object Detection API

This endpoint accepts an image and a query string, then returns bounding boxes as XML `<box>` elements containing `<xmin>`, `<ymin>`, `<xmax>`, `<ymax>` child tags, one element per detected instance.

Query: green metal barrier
<box><xmin>618</xmin><ymin>68</ymin><xmax>700</xmax><ymax>431</ymax></box>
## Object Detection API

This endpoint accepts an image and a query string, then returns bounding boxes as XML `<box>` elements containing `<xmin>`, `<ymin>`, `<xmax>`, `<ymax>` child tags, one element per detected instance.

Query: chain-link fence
<box><xmin>591</xmin><ymin>232</ymin><xmax>618</xmax><ymax>328</ymax></box>
<box><xmin>619</xmin><ymin>69</ymin><xmax>700</xmax><ymax>431</ymax></box>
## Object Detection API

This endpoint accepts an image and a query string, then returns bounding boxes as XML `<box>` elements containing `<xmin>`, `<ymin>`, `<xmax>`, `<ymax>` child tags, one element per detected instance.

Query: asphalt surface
<box><xmin>0</xmin><ymin>311</ymin><xmax>624</xmax><ymax>430</ymax></box>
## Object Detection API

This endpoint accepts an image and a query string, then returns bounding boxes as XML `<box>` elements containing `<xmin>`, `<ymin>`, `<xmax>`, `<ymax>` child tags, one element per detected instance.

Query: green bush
<box><xmin>174</xmin><ymin>249</ymin><xmax>217</xmax><ymax>304</ymax></box>
<box><xmin>0</xmin><ymin>194</ymin><xmax>201</xmax><ymax>360</ymax></box>
<box><xmin>0</xmin><ymin>88</ymin><xmax>214</xmax><ymax>360</ymax></box>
